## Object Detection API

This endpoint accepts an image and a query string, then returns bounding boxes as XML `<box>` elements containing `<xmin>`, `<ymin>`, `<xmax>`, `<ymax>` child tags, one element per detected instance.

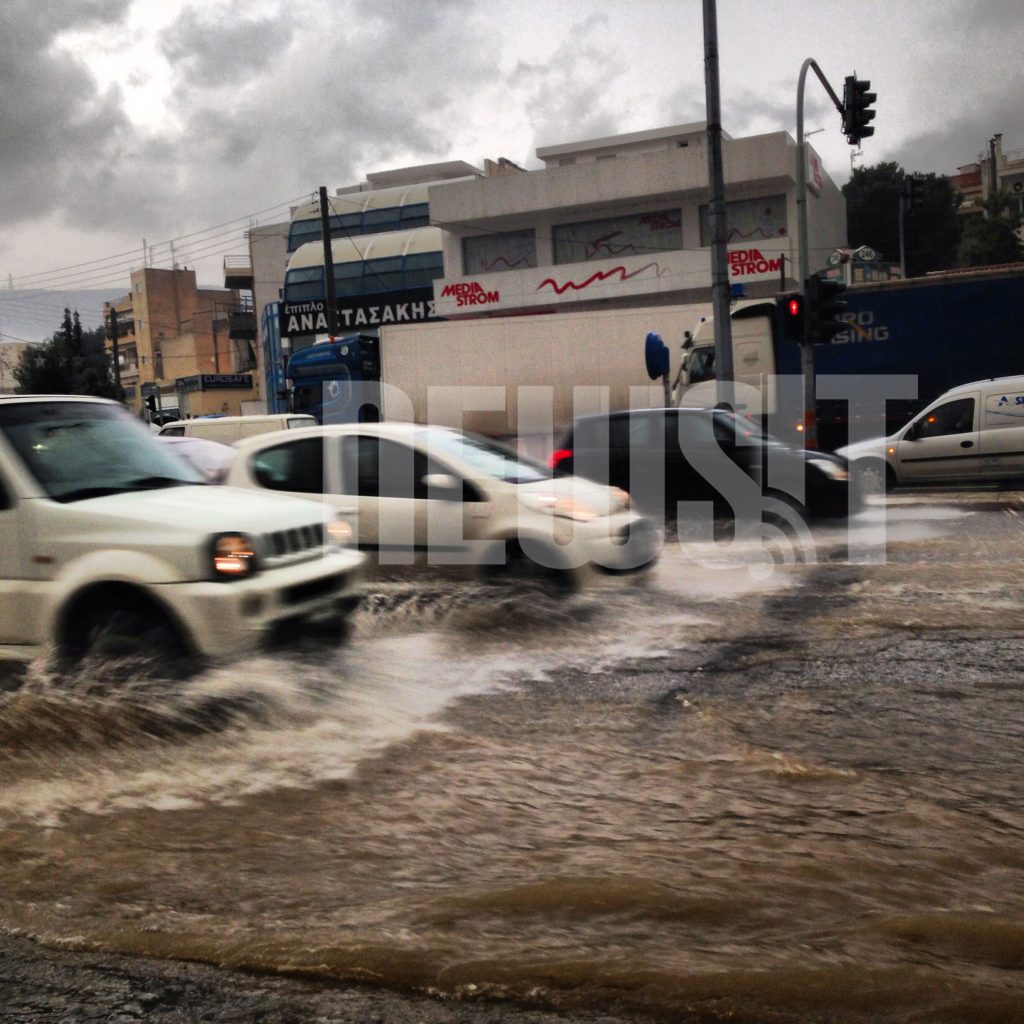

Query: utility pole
<box><xmin>702</xmin><ymin>0</ymin><xmax>734</xmax><ymax>406</ymax></box>
<box><xmin>109</xmin><ymin>306</ymin><xmax>123</xmax><ymax>402</ymax></box>
<box><xmin>318</xmin><ymin>186</ymin><xmax>338</xmax><ymax>337</ymax></box>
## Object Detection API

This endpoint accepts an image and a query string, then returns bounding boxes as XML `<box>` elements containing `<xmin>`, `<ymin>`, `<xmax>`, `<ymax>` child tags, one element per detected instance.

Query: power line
<box><xmin>6</xmin><ymin>193</ymin><xmax>308</xmax><ymax>290</ymax></box>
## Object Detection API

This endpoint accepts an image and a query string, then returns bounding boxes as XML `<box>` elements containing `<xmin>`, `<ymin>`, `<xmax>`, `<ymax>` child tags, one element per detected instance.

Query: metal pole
<box><xmin>703</xmin><ymin>0</ymin><xmax>734</xmax><ymax>407</ymax></box>
<box><xmin>795</xmin><ymin>59</ymin><xmax>845</xmax><ymax>451</ymax></box>
<box><xmin>319</xmin><ymin>186</ymin><xmax>339</xmax><ymax>338</ymax></box>
<box><xmin>898</xmin><ymin>188</ymin><xmax>907</xmax><ymax>278</ymax></box>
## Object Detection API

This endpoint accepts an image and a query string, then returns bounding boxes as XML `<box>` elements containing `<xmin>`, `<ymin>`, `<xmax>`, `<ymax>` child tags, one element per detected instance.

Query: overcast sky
<box><xmin>0</xmin><ymin>0</ymin><xmax>1020</xmax><ymax>332</ymax></box>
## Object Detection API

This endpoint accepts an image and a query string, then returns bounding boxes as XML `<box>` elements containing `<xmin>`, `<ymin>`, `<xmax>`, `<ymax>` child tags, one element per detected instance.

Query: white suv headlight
<box><xmin>326</xmin><ymin>517</ymin><xmax>353</xmax><ymax>547</ymax></box>
<box><xmin>211</xmin><ymin>532</ymin><xmax>259</xmax><ymax>579</ymax></box>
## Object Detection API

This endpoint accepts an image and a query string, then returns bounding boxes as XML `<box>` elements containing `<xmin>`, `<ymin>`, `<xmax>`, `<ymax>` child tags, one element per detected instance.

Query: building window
<box><xmin>463</xmin><ymin>231</ymin><xmax>538</xmax><ymax>274</ymax></box>
<box><xmin>698</xmin><ymin>195</ymin><xmax>788</xmax><ymax>247</ymax></box>
<box><xmin>284</xmin><ymin>252</ymin><xmax>444</xmax><ymax>303</ymax></box>
<box><xmin>287</xmin><ymin>203</ymin><xmax>433</xmax><ymax>252</ymax></box>
<box><xmin>552</xmin><ymin>210</ymin><xmax>682</xmax><ymax>265</ymax></box>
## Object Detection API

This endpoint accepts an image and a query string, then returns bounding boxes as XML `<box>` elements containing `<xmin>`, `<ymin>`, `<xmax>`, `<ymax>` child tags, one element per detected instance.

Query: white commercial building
<box><xmin>428</xmin><ymin>123</ymin><xmax>846</xmax><ymax>318</ymax></box>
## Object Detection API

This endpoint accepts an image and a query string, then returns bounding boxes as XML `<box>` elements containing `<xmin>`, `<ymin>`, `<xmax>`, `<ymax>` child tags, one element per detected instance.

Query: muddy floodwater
<box><xmin>1</xmin><ymin>494</ymin><xmax>1023</xmax><ymax>1023</ymax></box>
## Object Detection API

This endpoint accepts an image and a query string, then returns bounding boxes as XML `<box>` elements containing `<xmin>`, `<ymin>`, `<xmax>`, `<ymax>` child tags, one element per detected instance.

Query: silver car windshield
<box><xmin>0</xmin><ymin>401</ymin><xmax>204</xmax><ymax>503</ymax></box>
<box><xmin>419</xmin><ymin>429</ymin><xmax>550</xmax><ymax>484</ymax></box>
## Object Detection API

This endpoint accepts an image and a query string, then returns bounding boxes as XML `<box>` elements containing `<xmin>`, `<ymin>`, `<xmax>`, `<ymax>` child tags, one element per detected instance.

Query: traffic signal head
<box><xmin>843</xmin><ymin>75</ymin><xmax>877</xmax><ymax>144</ymax></box>
<box><xmin>778</xmin><ymin>292</ymin><xmax>805</xmax><ymax>342</ymax></box>
<box><xmin>145</xmin><ymin>394</ymin><xmax>157</xmax><ymax>412</ymax></box>
<box><xmin>805</xmin><ymin>275</ymin><xmax>849</xmax><ymax>344</ymax></box>
<box><xmin>904</xmin><ymin>175</ymin><xmax>926</xmax><ymax>210</ymax></box>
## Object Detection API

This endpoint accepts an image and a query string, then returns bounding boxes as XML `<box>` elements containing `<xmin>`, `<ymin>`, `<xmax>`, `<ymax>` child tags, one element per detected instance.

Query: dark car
<box><xmin>550</xmin><ymin>407</ymin><xmax>856</xmax><ymax>522</ymax></box>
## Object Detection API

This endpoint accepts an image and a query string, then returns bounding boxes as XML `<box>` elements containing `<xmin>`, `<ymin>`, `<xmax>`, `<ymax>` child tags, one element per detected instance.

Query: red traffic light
<box><xmin>777</xmin><ymin>292</ymin><xmax>805</xmax><ymax>341</ymax></box>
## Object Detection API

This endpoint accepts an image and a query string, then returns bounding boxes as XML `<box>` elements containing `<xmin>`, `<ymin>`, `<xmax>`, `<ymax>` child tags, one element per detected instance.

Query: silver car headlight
<box><xmin>519</xmin><ymin>493</ymin><xmax>601</xmax><ymax>521</ymax></box>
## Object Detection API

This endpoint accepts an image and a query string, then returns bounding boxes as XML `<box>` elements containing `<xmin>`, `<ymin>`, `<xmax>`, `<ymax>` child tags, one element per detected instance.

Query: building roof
<box><xmin>536</xmin><ymin>122</ymin><xmax>716</xmax><ymax>162</ymax></box>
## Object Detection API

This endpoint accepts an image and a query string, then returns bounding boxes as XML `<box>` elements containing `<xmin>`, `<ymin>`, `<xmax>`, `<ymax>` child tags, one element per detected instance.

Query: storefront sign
<box><xmin>176</xmin><ymin>374</ymin><xmax>253</xmax><ymax>393</ymax></box>
<box><xmin>280</xmin><ymin>289</ymin><xmax>440</xmax><ymax>336</ymax></box>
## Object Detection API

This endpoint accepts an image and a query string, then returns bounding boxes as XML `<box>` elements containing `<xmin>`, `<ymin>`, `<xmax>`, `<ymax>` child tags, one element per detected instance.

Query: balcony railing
<box><xmin>223</xmin><ymin>254</ymin><xmax>254</xmax><ymax>289</ymax></box>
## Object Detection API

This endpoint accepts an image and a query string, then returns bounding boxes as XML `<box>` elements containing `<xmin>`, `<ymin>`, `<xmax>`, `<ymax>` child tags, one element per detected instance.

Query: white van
<box><xmin>838</xmin><ymin>375</ymin><xmax>1024</xmax><ymax>491</ymax></box>
<box><xmin>159</xmin><ymin>414</ymin><xmax>316</xmax><ymax>444</ymax></box>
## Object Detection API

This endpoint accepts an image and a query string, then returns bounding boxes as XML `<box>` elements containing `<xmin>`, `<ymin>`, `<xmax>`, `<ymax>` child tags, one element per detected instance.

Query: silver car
<box><xmin>225</xmin><ymin>423</ymin><xmax>660</xmax><ymax>588</ymax></box>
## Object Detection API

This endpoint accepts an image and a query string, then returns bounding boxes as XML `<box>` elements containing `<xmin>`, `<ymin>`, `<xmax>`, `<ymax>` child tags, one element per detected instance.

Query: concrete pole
<box><xmin>319</xmin><ymin>186</ymin><xmax>339</xmax><ymax>338</ymax></box>
<box><xmin>702</xmin><ymin>0</ymin><xmax>734</xmax><ymax>407</ymax></box>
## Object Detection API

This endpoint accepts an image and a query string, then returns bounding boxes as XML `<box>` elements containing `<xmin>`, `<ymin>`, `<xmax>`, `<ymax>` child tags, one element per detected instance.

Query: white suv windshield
<box><xmin>0</xmin><ymin>401</ymin><xmax>203</xmax><ymax>502</ymax></box>
<box><xmin>419</xmin><ymin>429</ymin><xmax>550</xmax><ymax>484</ymax></box>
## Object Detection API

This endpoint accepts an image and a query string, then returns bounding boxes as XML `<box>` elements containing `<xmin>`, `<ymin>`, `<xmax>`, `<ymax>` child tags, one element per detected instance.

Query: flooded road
<box><xmin>2</xmin><ymin>493</ymin><xmax>1023</xmax><ymax>1023</ymax></box>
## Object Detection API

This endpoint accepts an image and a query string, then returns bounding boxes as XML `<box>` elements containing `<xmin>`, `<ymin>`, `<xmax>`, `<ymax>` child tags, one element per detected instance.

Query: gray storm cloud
<box><xmin>0</xmin><ymin>0</ymin><xmax>133</xmax><ymax>226</ymax></box>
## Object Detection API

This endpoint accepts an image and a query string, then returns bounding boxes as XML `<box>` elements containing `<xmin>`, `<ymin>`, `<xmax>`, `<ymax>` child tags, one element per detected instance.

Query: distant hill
<box><xmin>0</xmin><ymin>289</ymin><xmax>122</xmax><ymax>344</ymax></box>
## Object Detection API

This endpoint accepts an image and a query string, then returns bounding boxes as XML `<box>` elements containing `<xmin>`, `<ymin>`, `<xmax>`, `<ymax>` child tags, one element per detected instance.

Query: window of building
<box><xmin>463</xmin><ymin>231</ymin><xmax>538</xmax><ymax>275</ymax></box>
<box><xmin>698</xmin><ymin>195</ymin><xmax>788</xmax><ymax>247</ymax></box>
<box><xmin>287</xmin><ymin>203</ymin><xmax>433</xmax><ymax>252</ymax></box>
<box><xmin>286</xmin><ymin>251</ymin><xmax>444</xmax><ymax>303</ymax></box>
<box><xmin>284</xmin><ymin>266</ymin><xmax>325</xmax><ymax>300</ymax></box>
<box><xmin>552</xmin><ymin>210</ymin><xmax>682</xmax><ymax>265</ymax></box>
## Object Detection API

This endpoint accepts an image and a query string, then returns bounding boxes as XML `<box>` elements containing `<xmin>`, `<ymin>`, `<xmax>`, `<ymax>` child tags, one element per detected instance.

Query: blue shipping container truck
<box><xmin>681</xmin><ymin>265</ymin><xmax>1024</xmax><ymax>451</ymax></box>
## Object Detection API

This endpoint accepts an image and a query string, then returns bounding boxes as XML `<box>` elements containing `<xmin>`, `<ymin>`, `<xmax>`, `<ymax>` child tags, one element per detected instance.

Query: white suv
<box><xmin>0</xmin><ymin>395</ymin><xmax>364</xmax><ymax>673</ymax></box>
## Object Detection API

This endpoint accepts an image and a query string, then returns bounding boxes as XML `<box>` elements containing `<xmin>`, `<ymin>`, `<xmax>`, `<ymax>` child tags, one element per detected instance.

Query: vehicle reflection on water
<box><xmin>0</xmin><ymin>522</ymin><xmax>1022</xmax><ymax>1023</ymax></box>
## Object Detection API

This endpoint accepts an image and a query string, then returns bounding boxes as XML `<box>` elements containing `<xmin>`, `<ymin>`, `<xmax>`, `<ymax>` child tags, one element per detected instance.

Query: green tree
<box><xmin>14</xmin><ymin>309</ymin><xmax>117</xmax><ymax>398</ymax></box>
<box><xmin>956</xmin><ymin>190</ymin><xmax>1024</xmax><ymax>268</ymax></box>
<box><xmin>843</xmin><ymin>162</ymin><xmax>961</xmax><ymax>277</ymax></box>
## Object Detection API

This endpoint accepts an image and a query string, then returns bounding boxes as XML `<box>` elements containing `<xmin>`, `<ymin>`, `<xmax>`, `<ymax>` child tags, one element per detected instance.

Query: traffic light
<box><xmin>145</xmin><ymin>394</ymin><xmax>157</xmax><ymax>413</ymax></box>
<box><xmin>843</xmin><ymin>75</ymin><xmax>876</xmax><ymax>144</ymax></box>
<box><xmin>804</xmin><ymin>275</ymin><xmax>848</xmax><ymax>344</ymax></box>
<box><xmin>778</xmin><ymin>292</ymin><xmax>805</xmax><ymax>342</ymax></box>
<box><xmin>904</xmin><ymin>175</ymin><xmax>926</xmax><ymax>211</ymax></box>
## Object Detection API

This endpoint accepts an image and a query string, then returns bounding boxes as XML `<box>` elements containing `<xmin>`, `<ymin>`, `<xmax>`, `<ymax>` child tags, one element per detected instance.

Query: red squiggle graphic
<box><xmin>537</xmin><ymin>262</ymin><xmax>665</xmax><ymax>295</ymax></box>
<box><xmin>482</xmin><ymin>255</ymin><xmax>534</xmax><ymax>271</ymax></box>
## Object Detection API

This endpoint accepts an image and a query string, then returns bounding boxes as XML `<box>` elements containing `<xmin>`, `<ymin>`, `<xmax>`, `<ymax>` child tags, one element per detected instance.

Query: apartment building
<box><xmin>0</xmin><ymin>342</ymin><xmax>28</xmax><ymax>395</ymax></box>
<box><xmin>104</xmin><ymin>267</ymin><xmax>256</xmax><ymax>419</ymax></box>
<box><xmin>950</xmin><ymin>133</ymin><xmax>1024</xmax><ymax>228</ymax></box>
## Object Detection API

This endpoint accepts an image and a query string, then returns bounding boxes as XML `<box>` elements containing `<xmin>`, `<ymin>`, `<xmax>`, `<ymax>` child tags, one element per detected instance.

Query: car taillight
<box><xmin>548</xmin><ymin>448</ymin><xmax>573</xmax><ymax>470</ymax></box>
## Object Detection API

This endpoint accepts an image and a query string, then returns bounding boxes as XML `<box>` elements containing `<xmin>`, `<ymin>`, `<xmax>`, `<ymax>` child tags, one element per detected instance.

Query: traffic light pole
<box><xmin>796</xmin><ymin>58</ymin><xmax>845</xmax><ymax>449</ymax></box>
<box><xmin>898</xmin><ymin>189</ymin><xmax>907</xmax><ymax>279</ymax></box>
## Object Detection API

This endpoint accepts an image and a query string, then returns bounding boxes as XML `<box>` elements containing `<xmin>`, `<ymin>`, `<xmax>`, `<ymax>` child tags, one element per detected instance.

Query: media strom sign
<box><xmin>280</xmin><ymin>288</ymin><xmax>441</xmax><ymax>337</ymax></box>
